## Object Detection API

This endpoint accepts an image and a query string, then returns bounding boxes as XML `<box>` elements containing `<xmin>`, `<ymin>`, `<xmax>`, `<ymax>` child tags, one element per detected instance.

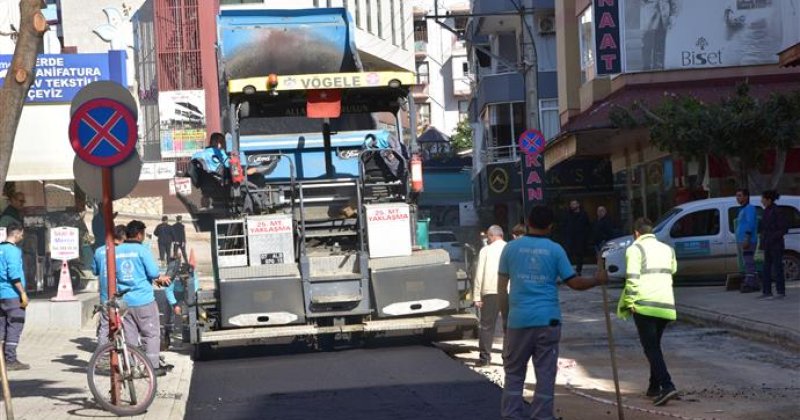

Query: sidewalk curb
<box><xmin>677</xmin><ymin>303</ymin><xmax>800</xmax><ymax>350</ymax></box>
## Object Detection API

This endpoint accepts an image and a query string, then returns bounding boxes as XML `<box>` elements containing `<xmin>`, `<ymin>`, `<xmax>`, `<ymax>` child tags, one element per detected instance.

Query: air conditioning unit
<box><xmin>538</xmin><ymin>16</ymin><xmax>555</xmax><ymax>35</ymax></box>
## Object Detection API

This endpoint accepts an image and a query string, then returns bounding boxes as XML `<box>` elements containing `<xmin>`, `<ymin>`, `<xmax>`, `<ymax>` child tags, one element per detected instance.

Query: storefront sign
<box><xmin>49</xmin><ymin>226</ymin><xmax>80</xmax><ymax>261</ymax></box>
<box><xmin>594</xmin><ymin>0</ymin><xmax>621</xmax><ymax>75</ymax></box>
<box><xmin>519</xmin><ymin>129</ymin><xmax>546</xmax><ymax>218</ymax></box>
<box><xmin>0</xmin><ymin>52</ymin><xmax>126</xmax><ymax>103</ymax></box>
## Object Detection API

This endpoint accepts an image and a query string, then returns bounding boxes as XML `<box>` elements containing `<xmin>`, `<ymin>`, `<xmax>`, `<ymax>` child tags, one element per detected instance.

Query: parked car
<box><xmin>602</xmin><ymin>196</ymin><xmax>800</xmax><ymax>284</ymax></box>
<box><xmin>429</xmin><ymin>230</ymin><xmax>464</xmax><ymax>262</ymax></box>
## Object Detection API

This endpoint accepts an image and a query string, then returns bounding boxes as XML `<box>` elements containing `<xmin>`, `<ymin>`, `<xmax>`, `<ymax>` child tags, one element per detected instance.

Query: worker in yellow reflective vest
<box><xmin>617</xmin><ymin>217</ymin><xmax>678</xmax><ymax>407</ymax></box>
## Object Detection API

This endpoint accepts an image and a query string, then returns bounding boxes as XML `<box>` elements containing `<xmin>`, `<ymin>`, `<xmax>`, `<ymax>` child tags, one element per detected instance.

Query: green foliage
<box><xmin>609</xmin><ymin>84</ymin><xmax>800</xmax><ymax>176</ymax></box>
<box><xmin>449</xmin><ymin>118</ymin><xmax>473</xmax><ymax>152</ymax></box>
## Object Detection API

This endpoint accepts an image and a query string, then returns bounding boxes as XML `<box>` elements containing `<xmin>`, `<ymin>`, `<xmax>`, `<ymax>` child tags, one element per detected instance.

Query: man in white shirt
<box><xmin>473</xmin><ymin>225</ymin><xmax>507</xmax><ymax>367</ymax></box>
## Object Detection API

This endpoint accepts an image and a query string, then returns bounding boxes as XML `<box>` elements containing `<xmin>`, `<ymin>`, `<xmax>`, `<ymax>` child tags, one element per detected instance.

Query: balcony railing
<box><xmin>481</xmin><ymin>145</ymin><xmax>518</xmax><ymax>165</ymax></box>
<box><xmin>412</xmin><ymin>84</ymin><xmax>429</xmax><ymax>99</ymax></box>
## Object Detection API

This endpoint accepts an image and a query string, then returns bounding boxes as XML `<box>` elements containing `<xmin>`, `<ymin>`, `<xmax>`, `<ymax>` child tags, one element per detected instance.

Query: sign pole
<box><xmin>102</xmin><ymin>167</ymin><xmax>120</xmax><ymax>404</ymax></box>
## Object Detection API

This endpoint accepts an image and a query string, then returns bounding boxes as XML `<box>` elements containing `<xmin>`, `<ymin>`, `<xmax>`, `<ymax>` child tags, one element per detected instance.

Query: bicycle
<box><xmin>87</xmin><ymin>289</ymin><xmax>158</xmax><ymax>416</ymax></box>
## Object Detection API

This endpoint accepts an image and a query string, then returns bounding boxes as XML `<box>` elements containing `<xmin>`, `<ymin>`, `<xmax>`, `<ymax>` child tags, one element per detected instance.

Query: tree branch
<box><xmin>0</xmin><ymin>0</ymin><xmax>47</xmax><ymax>195</ymax></box>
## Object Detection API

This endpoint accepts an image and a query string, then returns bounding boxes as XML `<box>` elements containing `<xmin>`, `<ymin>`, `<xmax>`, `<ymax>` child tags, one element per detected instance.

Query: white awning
<box><xmin>7</xmin><ymin>104</ymin><xmax>76</xmax><ymax>181</ymax></box>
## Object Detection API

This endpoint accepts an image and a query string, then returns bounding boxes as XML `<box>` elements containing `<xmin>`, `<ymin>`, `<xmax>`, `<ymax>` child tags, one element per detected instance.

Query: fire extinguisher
<box><xmin>229</xmin><ymin>151</ymin><xmax>245</xmax><ymax>184</ymax></box>
<box><xmin>410</xmin><ymin>154</ymin><xmax>423</xmax><ymax>192</ymax></box>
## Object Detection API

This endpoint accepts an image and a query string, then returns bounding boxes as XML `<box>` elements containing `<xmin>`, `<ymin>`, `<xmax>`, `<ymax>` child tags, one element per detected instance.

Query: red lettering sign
<box><xmin>598</xmin><ymin>12</ymin><xmax>616</xmax><ymax>29</ymax></box>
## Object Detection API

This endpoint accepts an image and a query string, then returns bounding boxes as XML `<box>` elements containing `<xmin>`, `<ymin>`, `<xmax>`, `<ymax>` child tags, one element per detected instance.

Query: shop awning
<box><xmin>779</xmin><ymin>43</ymin><xmax>800</xmax><ymax>67</ymax></box>
<box><xmin>543</xmin><ymin>128</ymin><xmax>618</xmax><ymax>171</ymax></box>
<box><xmin>7</xmin><ymin>105</ymin><xmax>76</xmax><ymax>181</ymax></box>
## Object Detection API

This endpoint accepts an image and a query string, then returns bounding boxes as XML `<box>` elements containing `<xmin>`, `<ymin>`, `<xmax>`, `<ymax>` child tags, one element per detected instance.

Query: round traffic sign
<box><xmin>69</xmin><ymin>98</ymin><xmax>137</xmax><ymax>167</ymax></box>
<box><xmin>518</xmin><ymin>129</ymin><xmax>546</xmax><ymax>156</ymax></box>
<box><xmin>73</xmin><ymin>152</ymin><xmax>142</xmax><ymax>201</ymax></box>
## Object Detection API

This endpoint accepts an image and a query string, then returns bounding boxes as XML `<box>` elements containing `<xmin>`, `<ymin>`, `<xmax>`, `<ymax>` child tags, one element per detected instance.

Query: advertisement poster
<box><xmin>159</xmin><ymin>90</ymin><xmax>206</xmax><ymax>158</ymax></box>
<box><xmin>622</xmin><ymin>0</ymin><xmax>800</xmax><ymax>72</ymax></box>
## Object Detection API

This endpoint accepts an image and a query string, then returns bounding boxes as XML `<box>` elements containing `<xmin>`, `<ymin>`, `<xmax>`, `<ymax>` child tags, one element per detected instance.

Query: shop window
<box><xmin>670</xmin><ymin>209</ymin><xmax>720</xmax><ymax>238</ymax></box>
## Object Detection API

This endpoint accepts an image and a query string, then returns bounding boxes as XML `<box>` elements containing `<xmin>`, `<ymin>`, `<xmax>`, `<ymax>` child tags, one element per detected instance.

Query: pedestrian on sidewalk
<box><xmin>592</xmin><ymin>205</ymin><xmax>617</xmax><ymax>254</ymax></box>
<box><xmin>498</xmin><ymin>205</ymin><xmax>607</xmax><ymax>420</ymax></box>
<box><xmin>617</xmin><ymin>217</ymin><xmax>679</xmax><ymax>406</ymax></box>
<box><xmin>0</xmin><ymin>223</ymin><xmax>30</xmax><ymax>370</ymax></box>
<box><xmin>562</xmin><ymin>199</ymin><xmax>591</xmax><ymax>276</ymax></box>
<box><xmin>511</xmin><ymin>223</ymin><xmax>526</xmax><ymax>240</ymax></box>
<box><xmin>473</xmin><ymin>225</ymin><xmax>507</xmax><ymax>367</ymax></box>
<box><xmin>0</xmin><ymin>192</ymin><xmax>25</xmax><ymax>228</ymax></box>
<box><xmin>116</xmin><ymin>220</ymin><xmax>172</xmax><ymax>375</ymax></box>
<box><xmin>92</xmin><ymin>225</ymin><xmax>127</xmax><ymax>347</ymax></box>
<box><xmin>759</xmin><ymin>190</ymin><xmax>788</xmax><ymax>300</ymax></box>
<box><xmin>153</xmin><ymin>216</ymin><xmax>174</xmax><ymax>264</ymax></box>
<box><xmin>735</xmin><ymin>189</ymin><xmax>759</xmax><ymax>293</ymax></box>
<box><xmin>171</xmin><ymin>215</ymin><xmax>188</xmax><ymax>262</ymax></box>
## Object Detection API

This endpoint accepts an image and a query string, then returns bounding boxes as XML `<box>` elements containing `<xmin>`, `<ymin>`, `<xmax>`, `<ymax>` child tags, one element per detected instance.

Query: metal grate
<box><xmin>215</xmin><ymin>219</ymin><xmax>248</xmax><ymax>268</ymax></box>
<box><xmin>154</xmin><ymin>0</ymin><xmax>203</xmax><ymax>91</ymax></box>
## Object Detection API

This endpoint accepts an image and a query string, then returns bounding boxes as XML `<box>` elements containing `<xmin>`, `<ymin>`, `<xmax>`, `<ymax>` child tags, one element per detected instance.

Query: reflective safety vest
<box><xmin>616</xmin><ymin>234</ymin><xmax>677</xmax><ymax>321</ymax></box>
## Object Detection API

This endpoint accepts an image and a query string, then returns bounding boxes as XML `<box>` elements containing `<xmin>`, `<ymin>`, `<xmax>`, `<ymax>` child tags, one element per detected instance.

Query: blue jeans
<box><xmin>762</xmin><ymin>248</ymin><xmax>785</xmax><ymax>296</ymax></box>
<box><xmin>633</xmin><ymin>313</ymin><xmax>674</xmax><ymax>392</ymax></box>
<box><xmin>502</xmin><ymin>325</ymin><xmax>560</xmax><ymax>420</ymax></box>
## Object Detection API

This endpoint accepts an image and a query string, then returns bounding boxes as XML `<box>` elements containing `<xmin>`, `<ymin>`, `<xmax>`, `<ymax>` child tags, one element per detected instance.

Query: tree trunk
<box><xmin>0</xmin><ymin>0</ymin><xmax>47</xmax><ymax>196</ymax></box>
<box><xmin>768</xmin><ymin>149</ymin><xmax>787</xmax><ymax>190</ymax></box>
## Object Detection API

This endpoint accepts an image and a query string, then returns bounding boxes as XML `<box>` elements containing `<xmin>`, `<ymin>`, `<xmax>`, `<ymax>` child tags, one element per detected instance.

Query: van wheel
<box><xmin>784</xmin><ymin>252</ymin><xmax>800</xmax><ymax>282</ymax></box>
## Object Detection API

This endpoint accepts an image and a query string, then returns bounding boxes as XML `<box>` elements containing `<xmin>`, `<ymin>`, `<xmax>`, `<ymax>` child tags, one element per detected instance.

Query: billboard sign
<box><xmin>622</xmin><ymin>0</ymin><xmax>799</xmax><ymax>72</ymax></box>
<box><xmin>159</xmin><ymin>90</ymin><xmax>207</xmax><ymax>158</ymax></box>
<box><xmin>0</xmin><ymin>52</ymin><xmax>127</xmax><ymax>103</ymax></box>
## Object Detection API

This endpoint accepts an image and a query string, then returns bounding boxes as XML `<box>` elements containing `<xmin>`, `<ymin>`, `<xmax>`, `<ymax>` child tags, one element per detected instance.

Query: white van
<box><xmin>602</xmin><ymin>196</ymin><xmax>800</xmax><ymax>284</ymax></box>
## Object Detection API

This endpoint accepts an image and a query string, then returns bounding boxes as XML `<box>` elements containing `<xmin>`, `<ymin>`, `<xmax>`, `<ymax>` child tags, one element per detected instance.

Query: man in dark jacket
<box><xmin>171</xmin><ymin>215</ymin><xmax>187</xmax><ymax>262</ymax></box>
<box><xmin>758</xmin><ymin>190</ymin><xmax>789</xmax><ymax>299</ymax></box>
<box><xmin>153</xmin><ymin>216</ymin><xmax>174</xmax><ymax>263</ymax></box>
<box><xmin>563</xmin><ymin>200</ymin><xmax>591</xmax><ymax>275</ymax></box>
<box><xmin>592</xmin><ymin>206</ymin><xmax>617</xmax><ymax>253</ymax></box>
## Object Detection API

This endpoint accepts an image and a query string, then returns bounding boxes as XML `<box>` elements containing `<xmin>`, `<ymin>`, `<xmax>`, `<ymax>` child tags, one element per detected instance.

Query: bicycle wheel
<box><xmin>87</xmin><ymin>342</ymin><xmax>158</xmax><ymax>416</ymax></box>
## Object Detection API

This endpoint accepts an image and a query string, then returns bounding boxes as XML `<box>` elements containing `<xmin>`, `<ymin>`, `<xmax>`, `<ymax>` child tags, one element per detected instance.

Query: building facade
<box><xmin>547</xmin><ymin>0</ymin><xmax>800</xmax><ymax>231</ymax></box>
<box><xmin>467</xmin><ymin>0</ymin><xmax>562</xmax><ymax>232</ymax></box>
<box><xmin>409</xmin><ymin>0</ymin><xmax>471</xmax><ymax>136</ymax></box>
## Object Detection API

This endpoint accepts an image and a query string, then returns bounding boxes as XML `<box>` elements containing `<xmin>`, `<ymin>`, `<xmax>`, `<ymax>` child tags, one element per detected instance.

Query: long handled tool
<box><xmin>0</xmin><ymin>340</ymin><xmax>15</xmax><ymax>420</ymax></box>
<box><xmin>598</xmin><ymin>257</ymin><xmax>625</xmax><ymax>420</ymax></box>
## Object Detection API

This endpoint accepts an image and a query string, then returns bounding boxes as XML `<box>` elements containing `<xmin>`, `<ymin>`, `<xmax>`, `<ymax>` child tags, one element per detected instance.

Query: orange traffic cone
<box><xmin>188</xmin><ymin>248</ymin><xmax>196</xmax><ymax>269</ymax></box>
<box><xmin>51</xmin><ymin>261</ymin><xmax>77</xmax><ymax>302</ymax></box>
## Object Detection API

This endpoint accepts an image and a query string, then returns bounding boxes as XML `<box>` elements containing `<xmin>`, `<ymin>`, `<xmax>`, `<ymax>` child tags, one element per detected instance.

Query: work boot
<box><xmin>646</xmin><ymin>386</ymin><xmax>660</xmax><ymax>398</ymax></box>
<box><xmin>6</xmin><ymin>360</ymin><xmax>30</xmax><ymax>371</ymax></box>
<box><xmin>653</xmin><ymin>388</ymin><xmax>679</xmax><ymax>406</ymax></box>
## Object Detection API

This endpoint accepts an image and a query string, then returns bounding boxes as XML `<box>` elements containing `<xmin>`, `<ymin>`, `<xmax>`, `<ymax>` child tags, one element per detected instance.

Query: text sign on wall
<box><xmin>49</xmin><ymin>226</ymin><xmax>80</xmax><ymax>261</ymax></box>
<box><xmin>0</xmin><ymin>52</ymin><xmax>125</xmax><ymax>103</ymax></box>
<box><xmin>594</xmin><ymin>0</ymin><xmax>622</xmax><ymax>75</ymax></box>
<box><xmin>518</xmin><ymin>129</ymin><xmax>547</xmax><ymax>220</ymax></box>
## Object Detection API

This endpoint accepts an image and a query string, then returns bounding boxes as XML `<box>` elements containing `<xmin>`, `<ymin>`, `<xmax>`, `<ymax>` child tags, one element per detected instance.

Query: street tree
<box><xmin>609</xmin><ymin>84</ymin><xmax>800</xmax><ymax>192</ymax></box>
<box><xmin>0</xmin><ymin>0</ymin><xmax>47</xmax><ymax>195</ymax></box>
<box><xmin>449</xmin><ymin>118</ymin><xmax>473</xmax><ymax>153</ymax></box>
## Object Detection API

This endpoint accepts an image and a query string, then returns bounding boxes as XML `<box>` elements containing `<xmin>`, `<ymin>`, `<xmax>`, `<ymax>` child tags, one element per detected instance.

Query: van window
<box><xmin>670</xmin><ymin>209</ymin><xmax>720</xmax><ymax>238</ymax></box>
<box><xmin>728</xmin><ymin>206</ymin><xmax>764</xmax><ymax>233</ymax></box>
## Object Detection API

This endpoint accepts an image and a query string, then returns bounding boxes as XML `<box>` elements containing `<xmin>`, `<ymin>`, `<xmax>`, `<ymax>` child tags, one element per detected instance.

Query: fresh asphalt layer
<box><xmin>185</xmin><ymin>341</ymin><xmax>501</xmax><ymax>420</ymax></box>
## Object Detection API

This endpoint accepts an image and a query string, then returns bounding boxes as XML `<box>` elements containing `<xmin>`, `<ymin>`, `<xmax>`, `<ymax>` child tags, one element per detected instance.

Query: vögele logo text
<box><xmin>681</xmin><ymin>37</ymin><xmax>722</xmax><ymax>67</ymax></box>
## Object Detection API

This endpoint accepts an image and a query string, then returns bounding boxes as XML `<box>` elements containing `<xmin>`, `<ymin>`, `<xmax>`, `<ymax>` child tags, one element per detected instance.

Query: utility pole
<box><xmin>521</xmin><ymin>0</ymin><xmax>539</xmax><ymax>133</ymax></box>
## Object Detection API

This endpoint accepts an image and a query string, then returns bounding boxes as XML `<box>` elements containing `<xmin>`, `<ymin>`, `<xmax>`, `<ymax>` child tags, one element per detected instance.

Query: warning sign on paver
<box><xmin>50</xmin><ymin>226</ymin><xmax>80</xmax><ymax>261</ymax></box>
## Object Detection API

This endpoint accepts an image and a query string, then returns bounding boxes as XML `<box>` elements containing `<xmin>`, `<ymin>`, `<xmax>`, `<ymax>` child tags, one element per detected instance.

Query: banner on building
<box><xmin>622</xmin><ymin>0</ymin><xmax>799</xmax><ymax>72</ymax></box>
<box><xmin>594</xmin><ymin>0</ymin><xmax>622</xmax><ymax>75</ymax></box>
<box><xmin>0</xmin><ymin>52</ymin><xmax>126</xmax><ymax>103</ymax></box>
<box><xmin>159</xmin><ymin>90</ymin><xmax>207</xmax><ymax>158</ymax></box>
